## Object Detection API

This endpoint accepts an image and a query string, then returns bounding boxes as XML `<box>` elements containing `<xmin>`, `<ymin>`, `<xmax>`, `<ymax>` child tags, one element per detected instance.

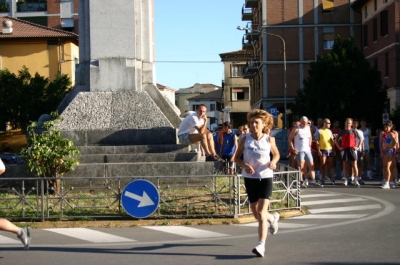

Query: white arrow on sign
<box><xmin>124</xmin><ymin>190</ymin><xmax>155</xmax><ymax>207</ymax></box>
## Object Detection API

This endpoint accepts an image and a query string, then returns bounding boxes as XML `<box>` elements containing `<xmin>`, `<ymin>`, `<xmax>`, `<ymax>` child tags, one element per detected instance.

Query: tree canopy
<box><xmin>293</xmin><ymin>36</ymin><xmax>387</xmax><ymax>129</ymax></box>
<box><xmin>0</xmin><ymin>66</ymin><xmax>72</xmax><ymax>130</ymax></box>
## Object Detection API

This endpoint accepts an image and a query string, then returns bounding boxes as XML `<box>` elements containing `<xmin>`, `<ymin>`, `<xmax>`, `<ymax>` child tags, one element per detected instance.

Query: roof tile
<box><xmin>0</xmin><ymin>16</ymin><xmax>78</xmax><ymax>39</ymax></box>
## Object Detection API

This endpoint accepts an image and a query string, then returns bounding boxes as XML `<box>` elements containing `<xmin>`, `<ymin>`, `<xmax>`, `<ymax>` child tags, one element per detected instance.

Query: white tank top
<box><xmin>242</xmin><ymin>134</ymin><xmax>273</xmax><ymax>179</ymax></box>
<box><xmin>294</xmin><ymin>127</ymin><xmax>311</xmax><ymax>152</ymax></box>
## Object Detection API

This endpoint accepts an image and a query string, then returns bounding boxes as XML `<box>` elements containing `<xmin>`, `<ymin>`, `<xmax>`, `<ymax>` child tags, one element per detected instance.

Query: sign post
<box><xmin>121</xmin><ymin>179</ymin><xmax>160</xmax><ymax>218</ymax></box>
<box><xmin>382</xmin><ymin>113</ymin><xmax>389</xmax><ymax>124</ymax></box>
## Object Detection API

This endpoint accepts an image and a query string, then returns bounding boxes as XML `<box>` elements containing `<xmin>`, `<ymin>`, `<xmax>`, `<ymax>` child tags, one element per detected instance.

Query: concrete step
<box><xmin>76</xmin><ymin>144</ymin><xmax>193</xmax><ymax>155</ymax></box>
<box><xmin>64</xmin><ymin>161</ymin><xmax>214</xmax><ymax>178</ymax></box>
<box><xmin>3</xmin><ymin>161</ymin><xmax>215</xmax><ymax>178</ymax></box>
<box><xmin>78</xmin><ymin>152</ymin><xmax>198</xmax><ymax>163</ymax></box>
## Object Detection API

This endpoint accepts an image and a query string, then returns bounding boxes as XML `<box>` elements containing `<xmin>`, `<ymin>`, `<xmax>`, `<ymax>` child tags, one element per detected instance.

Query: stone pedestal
<box><xmin>58</xmin><ymin>0</ymin><xmax>181</xmax><ymax>145</ymax></box>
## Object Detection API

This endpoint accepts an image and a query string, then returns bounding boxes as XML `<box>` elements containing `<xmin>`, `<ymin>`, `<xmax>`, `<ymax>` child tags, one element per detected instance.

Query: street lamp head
<box><xmin>237</xmin><ymin>26</ymin><xmax>249</xmax><ymax>31</ymax></box>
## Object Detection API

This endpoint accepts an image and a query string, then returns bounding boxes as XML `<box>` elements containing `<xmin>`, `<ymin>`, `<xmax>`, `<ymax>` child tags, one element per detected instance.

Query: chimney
<box><xmin>2</xmin><ymin>20</ymin><xmax>13</xmax><ymax>34</ymax></box>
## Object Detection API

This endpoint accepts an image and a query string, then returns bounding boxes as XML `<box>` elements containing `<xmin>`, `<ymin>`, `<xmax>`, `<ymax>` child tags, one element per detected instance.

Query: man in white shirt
<box><xmin>288</xmin><ymin>116</ymin><xmax>317</xmax><ymax>186</ymax></box>
<box><xmin>178</xmin><ymin>104</ymin><xmax>221</xmax><ymax>162</ymax></box>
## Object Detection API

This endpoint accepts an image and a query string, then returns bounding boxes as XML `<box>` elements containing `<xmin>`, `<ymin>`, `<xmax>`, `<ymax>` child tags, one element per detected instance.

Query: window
<box><xmin>380</xmin><ymin>10</ymin><xmax>388</xmax><ymax>36</ymax></box>
<box><xmin>232</xmin><ymin>87</ymin><xmax>249</xmax><ymax>101</ymax></box>
<box><xmin>61</xmin><ymin>18</ymin><xmax>74</xmax><ymax>32</ymax></box>
<box><xmin>210</xmin><ymin>104</ymin><xmax>216</xmax><ymax>111</ymax></box>
<box><xmin>374</xmin><ymin>0</ymin><xmax>377</xmax><ymax>11</ymax></box>
<box><xmin>323</xmin><ymin>33</ymin><xmax>334</xmax><ymax>50</ymax></box>
<box><xmin>231</xmin><ymin>65</ymin><xmax>246</xmax><ymax>77</ymax></box>
<box><xmin>373</xmin><ymin>18</ymin><xmax>377</xmax><ymax>42</ymax></box>
<box><xmin>364</xmin><ymin>6</ymin><xmax>368</xmax><ymax>19</ymax></box>
<box><xmin>192</xmin><ymin>104</ymin><xmax>201</xmax><ymax>111</ymax></box>
<box><xmin>322</xmin><ymin>0</ymin><xmax>334</xmax><ymax>13</ymax></box>
<box><xmin>363</xmin><ymin>25</ymin><xmax>368</xmax><ymax>47</ymax></box>
<box><xmin>384</xmin><ymin>52</ymin><xmax>389</xmax><ymax>77</ymax></box>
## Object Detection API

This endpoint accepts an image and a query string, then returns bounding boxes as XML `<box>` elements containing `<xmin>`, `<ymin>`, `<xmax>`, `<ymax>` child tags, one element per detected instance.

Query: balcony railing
<box><xmin>241</xmin><ymin>4</ymin><xmax>253</xmax><ymax>21</ymax></box>
<box><xmin>241</xmin><ymin>35</ymin><xmax>253</xmax><ymax>50</ymax></box>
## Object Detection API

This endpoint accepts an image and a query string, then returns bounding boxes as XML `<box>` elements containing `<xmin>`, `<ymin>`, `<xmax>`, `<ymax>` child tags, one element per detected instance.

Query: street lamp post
<box><xmin>237</xmin><ymin>26</ymin><xmax>287</xmax><ymax>129</ymax></box>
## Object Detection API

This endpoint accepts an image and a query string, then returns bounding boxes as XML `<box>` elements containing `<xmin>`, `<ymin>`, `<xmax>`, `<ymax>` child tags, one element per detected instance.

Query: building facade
<box><xmin>0</xmin><ymin>16</ymin><xmax>79</xmax><ymax>84</ymax></box>
<box><xmin>219</xmin><ymin>50</ymin><xmax>252</xmax><ymax>128</ymax></box>
<box><xmin>240</xmin><ymin>0</ymin><xmax>362</xmax><ymax>126</ymax></box>
<box><xmin>0</xmin><ymin>0</ymin><xmax>78</xmax><ymax>33</ymax></box>
<box><xmin>175</xmin><ymin>83</ymin><xmax>222</xmax><ymax>116</ymax></box>
<box><xmin>352</xmin><ymin>0</ymin><xmax>400</xmax><ymax>113</ymax></box>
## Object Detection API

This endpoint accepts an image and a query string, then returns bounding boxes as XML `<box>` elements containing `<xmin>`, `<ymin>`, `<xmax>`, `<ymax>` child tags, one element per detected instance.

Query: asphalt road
<box><xmin>1</xmin><ymin>182</ymin><xmax>399</xmax><ymax>265</ymax></box>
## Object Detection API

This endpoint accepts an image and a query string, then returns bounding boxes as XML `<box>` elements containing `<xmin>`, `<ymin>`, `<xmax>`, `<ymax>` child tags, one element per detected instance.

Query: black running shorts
<box><xmin>244</xmin><ymin>177</ymin><xmax>273</xmax><ymax>203</ymax></box>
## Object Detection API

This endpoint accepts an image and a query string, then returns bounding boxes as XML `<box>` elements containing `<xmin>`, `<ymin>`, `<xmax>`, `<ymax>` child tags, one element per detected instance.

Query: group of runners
<box><xmin>287</xmin><ymin>116</ymin><xmax>399</xmax><ymax>189</ymax></box>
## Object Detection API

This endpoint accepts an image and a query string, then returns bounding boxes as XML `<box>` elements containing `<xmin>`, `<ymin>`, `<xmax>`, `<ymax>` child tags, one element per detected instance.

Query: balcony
<box><xmin>245</xmin><ymin>59</ymin><xmax>259</xmax><ymax>73</ymax></box>
<box><xmin>245</xmin><ymin>0</ymin><xmax>259</xmax><ymax>8</ymax></box>
<box><xmin>244</xmin><ymin>23</ymin><xmax>259</xmax><ymax>41</ymax></box>
<box><xmin>241</xmin><ymin>36</ymin><xmax>253</xmax><ymax>51</ymax></box>
<box><xmin>242</xmin><ymin>59</ymin><xmax>258</xmax><ymax>79</ymax></box>
<box><xmin>241</xmin><ymin>5</ymin><xmax>253</xmax><ymax>21</ymax></box>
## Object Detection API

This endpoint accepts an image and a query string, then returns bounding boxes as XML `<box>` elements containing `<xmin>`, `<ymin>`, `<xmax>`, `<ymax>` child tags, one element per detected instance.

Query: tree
<box><xmin>293</xmin><ymin>37</ymin><xmax>387</xmax><ymax>129</ymax></box>
<box><xmin>20</xmin><ymin>112</ymin><xmax>80</xmax><ymax>193</ymax></box>
<box><xmin>0</xmin><ymin>66</ymin><xmax>72</xmax><ymax>130</ymax></box>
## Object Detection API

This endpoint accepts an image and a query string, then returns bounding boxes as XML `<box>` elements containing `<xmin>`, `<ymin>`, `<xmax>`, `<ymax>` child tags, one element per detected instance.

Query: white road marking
<box><xmin>143</xmin><ymin>226</ymin><xmax>228</xmax><ymax>238</ymax></box>
<box><xmin>0</xmin><ymin>235</ymin><xmax>21</xmax><ymax>244</ymax></box>
<box><xmin>292</xmin><ymin>214</ymin><xmax>368</xmax><ymax>219</ymax></box>
<box><xmin>309</xmin><ymin>204</ymin><xmax>381</xmax><ymax>213</ymax></box>
<box><xmin>302</xmin><ymin>197</ymin><xmax>367</xmax><ymax>206</ymax></box>
<box><xmin>44</xmin><ymin>228</ymin><xmax>135</xmax><ymax>243</ymax></box>
<box><xmin>301</xmin><ymin>193</ymin><xmax>338</xmax><ymax>198</ymax></box>
<box><xmin>238</xmin><ymin>222</ymin><xmax>315</xmax><ymax>229</ymax></box>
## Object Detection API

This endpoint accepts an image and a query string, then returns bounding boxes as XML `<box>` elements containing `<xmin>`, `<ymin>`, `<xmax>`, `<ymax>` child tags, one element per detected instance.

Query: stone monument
<box><xmin>57</xmin><ymin>0</ymin><xmax>181</xmax><ymax>145</ymax></box>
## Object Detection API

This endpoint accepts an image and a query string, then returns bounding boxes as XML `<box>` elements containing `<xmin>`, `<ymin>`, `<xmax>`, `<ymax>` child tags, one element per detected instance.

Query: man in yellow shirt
<box><xmin>317</xmin><ymin>118</ymin><xmax>336</xmax><ymax>185</ymax></box>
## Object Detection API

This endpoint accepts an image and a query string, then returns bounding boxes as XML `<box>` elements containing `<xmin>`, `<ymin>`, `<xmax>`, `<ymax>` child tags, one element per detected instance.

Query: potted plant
<box><xmin>20</xmin><ymin>112</ymin><xmax>80</xmax><ymax>193</ymax></box>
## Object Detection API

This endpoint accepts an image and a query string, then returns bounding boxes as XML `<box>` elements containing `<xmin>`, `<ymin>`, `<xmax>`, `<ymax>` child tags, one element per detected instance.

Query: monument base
<box><xmin>58</xmin><ymin>91</ymin><xmax>178</xmax><ymax>145</ymax></box>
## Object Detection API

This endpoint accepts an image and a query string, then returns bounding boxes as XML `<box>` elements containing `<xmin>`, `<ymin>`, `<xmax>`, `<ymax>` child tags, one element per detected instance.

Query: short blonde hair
<box><xmin>247</xmin><ymin>109</ymin><xmax>274</xmax><ymax>134</ymax></box>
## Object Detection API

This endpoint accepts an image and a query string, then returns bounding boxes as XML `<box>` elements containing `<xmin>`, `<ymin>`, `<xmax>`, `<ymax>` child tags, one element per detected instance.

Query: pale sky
<box><xmin>154</xmin><ymin>0</ymin><xmax>246</xmax><ymax>90</ymax></box>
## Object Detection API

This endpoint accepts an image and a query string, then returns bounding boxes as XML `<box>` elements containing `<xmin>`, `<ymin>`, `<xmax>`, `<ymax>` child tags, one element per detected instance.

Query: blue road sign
<box><xmin>121</xmin><ymin>179</ymin><xmax>160</xmax><ymax>218</ymax></box>
<box><xmin>268</xmin><ymin>108</ymin><xmax>278</xmax><ymax>117</ymax></box>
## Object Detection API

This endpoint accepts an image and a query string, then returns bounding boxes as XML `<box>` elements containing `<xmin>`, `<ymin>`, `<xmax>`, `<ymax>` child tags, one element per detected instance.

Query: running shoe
<box><xmin>269</xmin><ymin>212</ymin><xmax>280</xmax><ymax>235</ymax></box>
<box><xmin>252</xmin><ymin>244</ymin><xmax>265</xmax><ymax>257</ymax></box>
<box><xmin>381</xmin><ymin>182</ymin><xmax>390</xmax><ymax>189</ymax></box>
<box><xmin>354</xmin><ymin>179</ymin><xmax>360</xmax><ymax>186</ymax></box>
<box><xmin>17</xmin><ymin>227</ymin><xmax>31</xmax><ymax>251</ymax></box>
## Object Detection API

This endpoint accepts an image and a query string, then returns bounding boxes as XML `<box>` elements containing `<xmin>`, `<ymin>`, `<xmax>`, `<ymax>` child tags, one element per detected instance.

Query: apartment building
<box><xmin>219</xmin><ymin>50</ymin><xmax>252</xmax><ymax>128</ymax></box>
<box><xmin>0</xmin><ymin>0</ymin><xmax>78</xmax><ymax>33</ymax></box>
<box><xmin>240</xmin><ymin>0</ymin><xmax>362</xmax><ymax>126</ymax></box>
<box><xmin>175</xmin><ymin>83</ymin><xmax>222</xmax><ymax>116</ymax></box>
<box><xmin>352</xmin><ymin>0</ymin><xmax>400</xmax><ymax>113</ymax></box>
